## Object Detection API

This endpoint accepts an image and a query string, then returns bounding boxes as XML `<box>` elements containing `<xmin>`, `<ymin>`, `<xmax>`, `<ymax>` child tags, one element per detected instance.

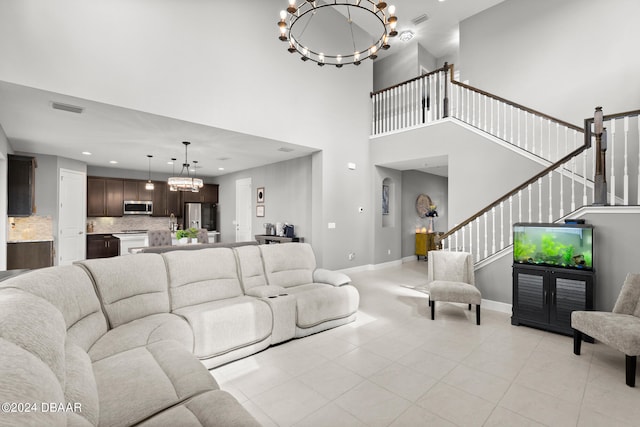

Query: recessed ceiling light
<box><xmin>109</xmin><ymin>160</ymin><xmax>118</xmax><ymax>164</ymax></box>
<box><xmin>399</xmin><ymin>30</ymin><xmax>414</xmax><ymax>42</ymax></box>
<box><xmin>278</xmin><ymin>147</ymin><xmax>294</xmax><ymax>153</ymax></box>
<box><xmin>82</xmin><ymin>151</ymin><xmax>92</xmax><ymax>156</ymax></box>
<box><xmin>218</xmin><ymin>167</ymin><xmax>225</xmax><ymax>171</ymax></box>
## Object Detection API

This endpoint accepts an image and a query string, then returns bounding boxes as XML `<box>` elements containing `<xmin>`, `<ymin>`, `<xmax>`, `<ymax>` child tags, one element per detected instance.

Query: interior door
<box><xmin>235</xmin><ymin>178</ymin><xmax>252</xmax><ymax>242</ymax></box>
<box><xmin>58</xmin><ymin>169</ymin><xmax>86</xmax><ymax>265</ymax></box>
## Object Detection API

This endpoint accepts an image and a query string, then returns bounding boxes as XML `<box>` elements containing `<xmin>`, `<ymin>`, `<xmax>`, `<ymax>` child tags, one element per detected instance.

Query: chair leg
<box><xmin>476</xmin><ymin>305</ymin><xmax>480</xmax><ymax>325</ymax></box>
<box><xmin>573</xmin><ymin>329</ymin><xmax>582</xmax><ymax>355</ymax></box>
<box><xmin>468</xmin><ymin>304</ymin><xmax>471</xmax><ymax>310</ymax></box>
<box><xmin>431</xmin><ymin>300</ymin><xmax>435</xmax><ymax>320</ymax></box>
<box><xmin>626</xmin><ymin>355</ymin><xmax>636</xmax><ymax>387</ymax></box>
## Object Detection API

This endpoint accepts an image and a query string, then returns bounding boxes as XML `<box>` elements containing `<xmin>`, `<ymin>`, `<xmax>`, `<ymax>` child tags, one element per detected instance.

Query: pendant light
<box><xmin>145</xmin><ymin>155</ymin><xmax>155</xmax><ymax>190</ymax></box>
<box><xmin>167</xmin><ymin>141</ymin><xmax>204</xmax><ymax>191</ymax></box>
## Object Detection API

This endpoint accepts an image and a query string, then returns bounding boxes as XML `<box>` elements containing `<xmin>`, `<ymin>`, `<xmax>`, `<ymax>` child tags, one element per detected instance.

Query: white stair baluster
<box><xmin>571</xmin><ymin>155</ymin><xmax>576</xmax><ymax>211</ymax></box>
<box><xmin>490</xmin><ymin>97</ymin><xmax>494</xmax><ymax>134</ymax></box>
<box><xmin>583</xmin><ymin>146</ymin><xmax>588</xmax><ymax>206</ymax></box>
<box><xmin>509</xmin><ymin>196</ymin><xmax>513</xmax><ymax>245</ymax></box>
<box><xmin>611</xmin><ymin>119</ymin><xmax>616</xmax><ymax>205</ymax></box>
<box><xmin>469</xmin><ymin>221</ymin><xmax>474</xmax><ymax>259</ymax></box>
<box><xmin>483</xmin><ymin>214</ymin><xmax>488</xmax><ymax>259</ymax></box>
<box><xmin>538</xmin><ymin>180</ymin><xmax>542</xmax><ymax>222</ymax></box>
<box><xmin>510</xmin><ymin>106</ymin><xmax>514</xmax><ymax>144</ymax></box>
<box><xmin>491</xmin><ymin>207</ymin><xmax>496</xmax><ymax>254</ymax></box>
<box><xmin>499</xmin><ymin>201</ymin><xmax>504</xmax><ymax>250</ymax></box>
<box><xmin>518</xmin><ymin>191</ymin><xmax>522</xmax><ymax>223</ymax></box>
<box><xmin>559</xmin><ymin>165</ymin><xmax>565</xmax><ymax>218</ymax></box>
<box><xmin>624</xmin><ymin>117</ymin><xmax>629</xmax><ymax>205</ymax></box>
<box><xmin>476</xmin><ymin>217</ymin><xmax>481</xmax><ymax>262</ymax></box>
<box><xmin>638</xmin><ymin>116</ymin><xmax>640</xmax><ymax>204</ymax></box>
<box><xmin>528</xmin><ymin>184</ymin><xmax>532</xmax><ymax>222</ymax></box>
<box><xmin>548</xmin><ymin>172</ymin><xmax>553</xmax><ymax>222</ymax></box>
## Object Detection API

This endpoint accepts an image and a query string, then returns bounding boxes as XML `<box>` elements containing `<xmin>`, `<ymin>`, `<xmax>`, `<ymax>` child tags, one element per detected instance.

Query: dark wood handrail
<box><xmin>370</xmin><ymin>63</ymin><xmax>451</xmax><ymax>97</ymax></box>
<box><xmin>439</xmin><ymin>143</ymin><xmax>590</xmax><ymax>241</ymax></box>
<box><xmin>451</xmin><ymin>80</ymin><xmax>583</xmax><ymax>132</ymax></box>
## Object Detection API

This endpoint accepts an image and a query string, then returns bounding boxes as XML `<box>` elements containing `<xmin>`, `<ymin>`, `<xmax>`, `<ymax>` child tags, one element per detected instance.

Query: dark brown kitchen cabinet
<box><xmin>87</xmin><ymin>177</ymin><xmax>124</xmax><ymax>217</ymax></box>
<box><xmin>181</xmin><ymin>184</ymin><xmax>219</xmax><ymax>204</ymax></box>
<box><xmin>7</xmin><ymin>241</ymin><xmax>54</xmax><ymax>269</ymax></box>
<box><xmin>8</xmin><ymin>155</ymin><xmax>36</xmax><ymax>217</ymax></box>
<box><xmin>124</xmin><ymin>179</ymin><xmax>153</xmax><ymax>201</ymax></box>
<box><xmin>86</xmin><ymin>234</ymin><xmax>120</xmax><ymax>259</ymax></box>
<box><xmin>151</xmin><ymin>181</ymin><xmax>181</xmax><ymax>217</ymax></box>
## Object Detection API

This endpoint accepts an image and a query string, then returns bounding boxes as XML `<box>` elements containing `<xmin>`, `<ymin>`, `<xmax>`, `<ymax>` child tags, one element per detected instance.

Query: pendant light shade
<box><xmin>167</xmin><ymin>141</ymin><xmax>204</xmax><ymax>192</ymax></box>
<box><xmin>145</xmin><ymin>155</ymin><xmax>155</xmax><ymax>190</ymax></box>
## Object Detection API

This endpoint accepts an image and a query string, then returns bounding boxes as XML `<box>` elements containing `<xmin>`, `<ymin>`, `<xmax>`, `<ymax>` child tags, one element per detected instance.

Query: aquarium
<box><xmin>513</xmin><ymin>223</ymin><xmax>593</xmax><ymax>270</ymax></box>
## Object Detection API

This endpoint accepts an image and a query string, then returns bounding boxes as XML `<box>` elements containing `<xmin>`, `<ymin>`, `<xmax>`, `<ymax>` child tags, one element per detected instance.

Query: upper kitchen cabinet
<box><xmin>8</xmin><ymin>155</ymin><xmax>36</xmax><ymax>216</ymax></box>
<box><xmin>87</xmin><ymin>177</ymin><xmax>124</xmax><ymax>217</ymax></box>
<box><xmin>151</xmin><ymin>181</ymin><xmax>181</xmax><ymax>217</ymax></box>
<box><xmin>182</xmin><ymin>184</ymin><xmax>219</xmax><ymax>204</ymax></box>
<box><xmin>123</xmin><ymin>179</ymin><xmax>153</xmax><ymax>201</ymax></box>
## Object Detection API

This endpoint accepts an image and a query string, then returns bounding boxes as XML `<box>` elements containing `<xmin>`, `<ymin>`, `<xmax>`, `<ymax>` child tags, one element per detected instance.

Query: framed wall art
<box><xmin>257</xmin><ymin>187</ymin><xmax>265</xmax><ymax>203</ymax></box>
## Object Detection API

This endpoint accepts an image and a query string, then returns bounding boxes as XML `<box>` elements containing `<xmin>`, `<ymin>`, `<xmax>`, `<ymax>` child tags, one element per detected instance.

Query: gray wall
<box><xmin>371</xmin><ymin>121</ymin><xmax>545</xmax><ymax>228</ymax></box>
<box><xmin>0</xmin><ymin>125</ymin><xmax>11</xmax><ymax>270</ymax></box>
<box><xmin>212</xmin><ymin>156</ymin><xmax>312</xmax><ymax>246</ymax></box>
<box><xmin>460</xmin><ymin>0</ymin><xmax>640</xmax><ymax>125</ymax></box>
<box><xmin>475</xmin><ymin>208</ymin><xmax>640</xmax><ymax>312</ymax></box>
<box><xmin>401</xmin><ymin>170</ymin><xmax>448</xmax><ymax>258</ymax></box>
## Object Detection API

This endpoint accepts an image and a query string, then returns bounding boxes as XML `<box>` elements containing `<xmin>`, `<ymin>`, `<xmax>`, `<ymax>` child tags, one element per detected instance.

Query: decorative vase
<box><xmin>427</xmin><ymin>218</ymin><xmax>434</xmax><ymax>233</ymax></box>
<box><xmin>178</xmin><ymin>237</ymin><xmax>188</xmax><ymax>245</ymax></box>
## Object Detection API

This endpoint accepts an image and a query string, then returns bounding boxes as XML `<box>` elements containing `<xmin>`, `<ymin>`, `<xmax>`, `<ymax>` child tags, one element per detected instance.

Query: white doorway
<box><xmin>235</xmin><ymin>177</ymin><xmax>252</xmax><ymax>242</ymax></box>
<box><xmin>58</xmin><ymin>169</ymin><xmax>86</xmax><ymax>265</ymax></box>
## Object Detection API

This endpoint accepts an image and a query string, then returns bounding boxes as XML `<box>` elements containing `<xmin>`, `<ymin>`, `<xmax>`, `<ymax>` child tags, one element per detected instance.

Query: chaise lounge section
<box><xmin>0</xmin><ymin>243</ymin><xmax>358</xmax><ymax>426</ymax></box>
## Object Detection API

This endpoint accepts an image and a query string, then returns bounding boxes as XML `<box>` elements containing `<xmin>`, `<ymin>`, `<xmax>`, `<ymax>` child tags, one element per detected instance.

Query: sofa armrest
<box><xmin>314</xmin><ymin>269</ymin><xmax>351</xmax><ymax>287</ymax></box>
<box><xmin>245</xmin><ymin>285</ymin><xmax>286</xmax><ymax>298</ymax></box>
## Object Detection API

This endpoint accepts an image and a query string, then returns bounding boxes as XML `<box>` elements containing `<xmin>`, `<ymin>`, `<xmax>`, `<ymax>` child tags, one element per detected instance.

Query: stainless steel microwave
<box><xmin>123</xmin><ymin>200</ymin><xmax>153</xmax><ymax>215</ymax></box>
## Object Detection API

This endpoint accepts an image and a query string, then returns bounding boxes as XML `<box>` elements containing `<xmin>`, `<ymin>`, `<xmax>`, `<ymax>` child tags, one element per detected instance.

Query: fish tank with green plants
<box><xmin>513</xmin><ymin>223</ymin><xmax>593</xmax><ymax>270</ymax></box>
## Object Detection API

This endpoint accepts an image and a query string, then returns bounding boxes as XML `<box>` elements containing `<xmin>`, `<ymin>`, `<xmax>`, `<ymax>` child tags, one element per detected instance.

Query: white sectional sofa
<box><xmin>0</xmin><ymin>243</ymin><xmax>359</xmax><ymax>427</ymax></box>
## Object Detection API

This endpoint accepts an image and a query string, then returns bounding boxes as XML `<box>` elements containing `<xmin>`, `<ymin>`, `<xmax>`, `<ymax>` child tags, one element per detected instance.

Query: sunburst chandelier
<box><xmin>168</xmin><ymin>141</ymin><xmax>204</xmax><ymax>192</ymax></box>
<box><xmin>277</xmin><ymin>1</ymin><xmax>398</xmax><ymax>67</ymax></box>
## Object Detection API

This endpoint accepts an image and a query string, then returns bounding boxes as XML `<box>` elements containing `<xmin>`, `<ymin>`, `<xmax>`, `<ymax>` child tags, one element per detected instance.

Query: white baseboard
<box><xmin>481</xmin><ymin>299</ymin><xmax>512</xmax><ymax>314</ymax></box>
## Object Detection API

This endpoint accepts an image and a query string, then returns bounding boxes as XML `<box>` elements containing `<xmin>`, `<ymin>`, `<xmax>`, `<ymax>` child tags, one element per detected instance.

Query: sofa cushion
<box><xmin>163</xmin><ymin>248</ymin><xmax>244</xmax><ymax>310</ymax></box>
<box><xmin>234</xmin><ymin>245</ymin><xmax>268</xmax><ymax>292</ymax></box>
<box><xmin>65</xmin><ymin>342</ymin><xmax>99</xmax><ymax>426</ymax></box>
<box><xmin>92</xmin><ymin>340</ymin><xmax>218</xmax><ymax>427</ymax></box>
<box><xmin>77</xmin><ymin>254</ymin><xmax>170</xmax><ymax>328</ymax></box>
<box><xmin>285</xmin><ymin>284</ymin><xmax>360</xmax><ymax>329</ymax></box>
<box><xmin>260</xmin><ymin>243</ymin><xmax>316</xmax><ymax>288</ymax></box>
<box><xmin>429</xmin><ymin>280</ymin><xmax>482</xmax><ymax>305</ymax></box>
<box><xmin>0</xmin><ymin>265</ymin><xmax>107</xmax><ymax>351</ymax></box>
<box><xmin>137</xmin><ymin>390</ymin><xmax>261</xmax><ymax>427</ymax></box>
<box><xmin>0</xmin><ymin>338</ymin><xmax>66</xmax><ymax>427</ymax></box>
<box><xmin>173</xmin><ymin>296</ymin><xmax>272</xmax><ymax>360</ymax></box>
<box><xmin>0</xmin><ymin>288</ymin><xmax>67</xmax><ymax>386</ymax></box>
<box><xmin>88</xmin><ymin>313</ymin><xmax>193</xmax><ymax>362</ymax></box>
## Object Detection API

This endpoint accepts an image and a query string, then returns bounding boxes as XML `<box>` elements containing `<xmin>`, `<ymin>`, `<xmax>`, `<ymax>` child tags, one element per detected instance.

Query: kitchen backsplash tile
<box><xmin>8</xmin><ymin>215</ymin><xmax>53</xmax><ymax>241</ymax></box>
<box><xmin>88</xmin><ymin>216</ymin><xmax>178</xmax><ymax>233</ymax></box>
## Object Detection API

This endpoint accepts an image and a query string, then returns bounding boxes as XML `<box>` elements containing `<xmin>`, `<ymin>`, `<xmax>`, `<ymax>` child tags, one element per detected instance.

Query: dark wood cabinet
<box><xmin>87</xmin><ymin>177</ymin><xmax>124</xmax><ymax>217</ymax></box>
<box><xmin>512</xmin><ymin>264</ymin><xmax>594</xmax><ymax>336</ymax></box>
<box><xmin>151</xmin><ymin>181</ymin><xmax>181</xmax><ymax>217</ymax></box>
<box><xmin>8</xmin><ymin>155</ymin><xmax>36</xmax><ymax>217</ymax></box>
<box><xmin>86</xmin><ymin>234</ymin><xmax>120</xmax><ymax>259</ymax></box>
<box><xmin>7</xmin><ymin>241</ymin><xmax>54</xmax><ymax>269</ymax></box>
<box><xmin>124</xmin><ymin>179</ymin><xmax>153</xmax><ymax>202</ymax></box>
<box><xmin>182</xmin><ymin>184</ymin><xmax>218</xmax><ymax>204</ymax></box>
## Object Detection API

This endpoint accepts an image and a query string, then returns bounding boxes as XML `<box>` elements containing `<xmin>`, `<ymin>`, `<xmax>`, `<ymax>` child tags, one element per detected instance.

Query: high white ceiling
<box><xmin>0</xmin><ymin>0</ymin><xmax>504</xmax><ymax>178</ymax></box>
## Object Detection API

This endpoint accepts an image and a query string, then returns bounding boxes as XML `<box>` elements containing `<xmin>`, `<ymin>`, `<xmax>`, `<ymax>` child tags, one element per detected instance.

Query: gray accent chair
<box><xmin>427</xmin><ymin>250</ymin><xmax>481</xmax><ymax>325</ymax></box>
<box><xmin>572</xmin><ymin>273</ymin><xmax>640</xmax><ymax>387</ymax></box>
<box><xmin>147</xmin><ymin>229</ymin><xmax>172</xmax><ymax>247</ymax></box>
<box><xmin>196</xmin><ymin>228</ymin><xmax>209</xmax><ymax>243</ymax></box>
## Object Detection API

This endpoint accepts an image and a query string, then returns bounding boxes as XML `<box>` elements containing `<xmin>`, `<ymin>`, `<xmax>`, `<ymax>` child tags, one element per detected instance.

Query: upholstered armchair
<box><xmin>196</xmin><ymin>229</ymin><xmax>209</xmax><ymax>243</ymax></box>
<box><xmin>427</xmin><ymin>250</ymin><xmax>481</xmax><ymax>325</ymax></box>
<box><xmin>147</xmin><ymin>230</ymin><xmax>172</xmax><ymax>247</ymax></box>
<box><xmin>572</xmin><ymin>273</ymin><xmax>640</xmax><ymax>387</ymax></box>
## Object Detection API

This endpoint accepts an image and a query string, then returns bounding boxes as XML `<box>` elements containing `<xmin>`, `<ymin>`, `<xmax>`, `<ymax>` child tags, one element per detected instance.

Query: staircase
<box><xmin>371</xmin><ymin>64</ymin><xmax>640</xmax><ymax>264</ymax></box>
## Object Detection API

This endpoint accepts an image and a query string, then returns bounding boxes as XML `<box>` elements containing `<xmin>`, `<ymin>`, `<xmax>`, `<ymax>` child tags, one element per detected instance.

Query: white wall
<box><xmin>212</xmin><ymin>156</ymin><xmax>312</xmax><ymax>245</ymax></box>
<box><xmin>0</xmin><ymin>0</ymin><xmax>374</xmax><ymax>269</ymax></box>
<box><xmin>460</xmin><ymin>0</ymin><xmax>640</xmax><ymax>125</ymax></box>
<box><xmin>371</xmin><ymin>121</ymin><xmax>545</xmax><ymax>228</ymax></box>
<box><xmin>0</xmin><ymin>125</ymin><xmax>11</xmax><ymax>270</ymax></box>
<box><xmin>373</xmin><ymin>166</ymin><xmax>403</xmax><ymax>264</ymax></box>
<box><xmin>401</xmin><ymin>170</ymin><xmax>448</xmax><ymax>258</ymax></box>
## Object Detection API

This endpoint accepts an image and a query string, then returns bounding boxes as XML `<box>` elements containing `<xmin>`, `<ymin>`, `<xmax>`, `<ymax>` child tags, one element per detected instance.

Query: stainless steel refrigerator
<box><xmin>183</xmin><ymin>203</ymin><xmax>217</xmax><ymax>231</ymax></box>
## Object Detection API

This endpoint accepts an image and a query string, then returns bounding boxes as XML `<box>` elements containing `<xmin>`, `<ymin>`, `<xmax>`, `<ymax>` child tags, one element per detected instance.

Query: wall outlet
<box><xmin>348</xmin><ymin>252</ymin><xmax>355</xmax><ymax>261</ymax></box>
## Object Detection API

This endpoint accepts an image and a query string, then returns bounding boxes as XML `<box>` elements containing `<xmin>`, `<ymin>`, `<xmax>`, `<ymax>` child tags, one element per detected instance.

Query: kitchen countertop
<box><xmin>7</xmin><ymin>238</ymin><xmax>54</xmax><ymax>243</ymax></box>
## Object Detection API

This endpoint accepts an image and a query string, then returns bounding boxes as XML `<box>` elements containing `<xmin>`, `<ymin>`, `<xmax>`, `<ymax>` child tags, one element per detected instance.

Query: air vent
<box><xmin>217</xmin><ymin>157</ymin><xmax>231</xmax><ymax>161</ymax></box>
<box><xmin>278</xmin><ymin>147</ymin><xmax>294</xmax><ymax>153</ymax></box>
<box><xmin>51</xmin><ymin>102</ymin><xmax>84</xmax><ymax>114</ymax></box>
<box><xmin>411</xmin><ymin>13</ymin><xmax>429</xmax><ymax>26</ymax></box>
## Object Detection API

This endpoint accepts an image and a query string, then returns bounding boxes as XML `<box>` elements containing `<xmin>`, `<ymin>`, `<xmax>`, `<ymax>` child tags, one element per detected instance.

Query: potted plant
<box><xmin>176</xmin><ymin>227</ymin><xmax>198</xmax><ymax>244</ymax></box>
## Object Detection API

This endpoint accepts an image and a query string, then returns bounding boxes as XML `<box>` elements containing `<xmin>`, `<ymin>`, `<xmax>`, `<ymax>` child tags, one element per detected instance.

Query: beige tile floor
<box><xmin>211</xmin><ymin>261</ymin><xmax>640</xmax><ymax>427</ymax></box>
